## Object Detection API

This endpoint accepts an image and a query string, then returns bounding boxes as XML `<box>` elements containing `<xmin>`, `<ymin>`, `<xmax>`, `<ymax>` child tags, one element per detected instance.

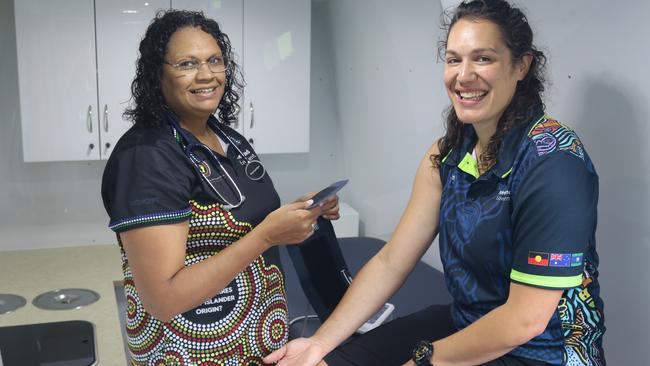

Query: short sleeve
<box><xmin>510</xmin><ymin>151</ymin><xmax>598</xmax><ymax>289</ymax></box>
<box><xmin>101</xmin><ymin>131</ymin><xmax>195</xmax><ymax>233</ymax></box>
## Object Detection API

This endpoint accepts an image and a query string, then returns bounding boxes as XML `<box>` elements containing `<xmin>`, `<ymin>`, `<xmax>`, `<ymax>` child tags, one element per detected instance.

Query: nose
<box><xmin>457</xmin><ymin>61</ymin><xmax>476</xmax><ymax>83</ymax></box>
<box><xmin>195</xmin><ymin>62</ymin><xmax>215</xmax><ymax>80</ymax></box>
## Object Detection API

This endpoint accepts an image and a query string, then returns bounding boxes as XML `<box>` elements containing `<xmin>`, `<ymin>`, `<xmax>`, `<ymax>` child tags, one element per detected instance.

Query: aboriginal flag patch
<box><xmin>528</xmin><ymin>251</ymin><xmax>549</xmax><ymax>266</ymax></box>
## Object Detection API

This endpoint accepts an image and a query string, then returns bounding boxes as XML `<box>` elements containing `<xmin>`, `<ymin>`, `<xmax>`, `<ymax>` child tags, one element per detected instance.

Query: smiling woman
<box><xmin>264</xmin><ymin>1</ymin><xmax>605</xmax><ymax>366</ymax></box>
<box><xmin>100</xmin><ymin>9</ymin><xmax>340</xmax><ymax>365</ymax></box>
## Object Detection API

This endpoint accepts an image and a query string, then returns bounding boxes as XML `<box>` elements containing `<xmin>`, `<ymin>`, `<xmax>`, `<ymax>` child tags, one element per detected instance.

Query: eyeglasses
<box><xmin>164</xmin><ymin>56</ymin><xmax>229</xmax><ymax>76</ymax></box>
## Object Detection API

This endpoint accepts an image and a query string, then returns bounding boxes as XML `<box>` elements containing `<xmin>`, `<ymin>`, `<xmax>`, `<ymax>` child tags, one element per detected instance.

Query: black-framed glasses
<box><xmin>164</xmin><ymin>55</ymin><xmax>229</xmax><ymax>76</ymax></box>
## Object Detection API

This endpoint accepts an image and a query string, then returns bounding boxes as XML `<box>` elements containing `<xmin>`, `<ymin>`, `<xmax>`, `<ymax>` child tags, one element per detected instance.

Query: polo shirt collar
<box><xmin>441</xmin><ymin>125</ymin><xmax>478</xmax><ymax>177</ymax></box>
<box><xmin>442</xmin><ymin>104</ymin><xmax>545</xmax><ymax>179</ymax></box>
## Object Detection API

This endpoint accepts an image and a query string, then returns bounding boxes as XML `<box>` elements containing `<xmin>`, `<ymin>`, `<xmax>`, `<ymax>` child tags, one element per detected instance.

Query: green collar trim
<box><xmin>458</xmin><ymin>152</ymin><xmax>479</xmax><ymax>179</ymax></box>
<box><xmin>441</xmin><ymin>148</ymin><xmax>454</xmax><ymax>163</ymax></box>
<box><xmin>526</xmin><ymin>114</ymin><xmax>550</xmax><ymax>135</ymax></box>
<box><xmin>501</xmin><ymin>167</ymin><xmax>513</xmax><ymax>178</ymax></box>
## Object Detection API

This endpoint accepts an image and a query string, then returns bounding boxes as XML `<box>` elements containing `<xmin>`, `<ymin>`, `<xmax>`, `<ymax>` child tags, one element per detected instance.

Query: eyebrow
<box><xmin>445</xmin><ymin>47</ymin><xmax>498</xmax><ymax>55</ymax></box>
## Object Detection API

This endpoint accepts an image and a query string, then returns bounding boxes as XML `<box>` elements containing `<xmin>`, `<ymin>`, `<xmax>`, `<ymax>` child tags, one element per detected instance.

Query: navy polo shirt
<box><xmin>438</xmin><ymin>109</ymin><xmax>605</xmax><ymax>365</ymax></box>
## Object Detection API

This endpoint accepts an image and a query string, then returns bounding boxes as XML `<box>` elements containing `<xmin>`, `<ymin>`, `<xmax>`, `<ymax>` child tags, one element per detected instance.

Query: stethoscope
<box><xmin>166</xmin><ymin>112</ymin><xmax>266</xmax><ymax>210</ymax></box>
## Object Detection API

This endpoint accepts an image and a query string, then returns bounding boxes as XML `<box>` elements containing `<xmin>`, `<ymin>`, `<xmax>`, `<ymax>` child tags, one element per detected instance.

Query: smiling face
<box><xmin>444</xmin><ymin>19</ymin><xmax>530</xmax><ymax>130</ymax></box>
<box><xmin>161</xmin><ymin>26</ymin><xmax>226</xmax><ymax>124</ymax></box>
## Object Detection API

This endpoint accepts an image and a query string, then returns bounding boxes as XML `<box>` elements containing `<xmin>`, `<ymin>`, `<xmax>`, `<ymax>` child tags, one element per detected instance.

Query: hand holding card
<box><xmin>307</xmin><ymin>179</ymin><xmax>348</xmax><ymax>209</ymax></box>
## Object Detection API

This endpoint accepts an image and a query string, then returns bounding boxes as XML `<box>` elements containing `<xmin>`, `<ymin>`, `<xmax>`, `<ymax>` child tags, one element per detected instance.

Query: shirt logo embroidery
<box><xmin>496</xmin><ymin>190</ymin><xmax>511</xmax><ymax>201</ymax></box>
<box><xmin>528</xmin><ymin>251</ymin><xmax>549</xmax><ymax>266</ymax></box>
<box><xmin>198</xmin><ymin>160</ymin><xmax>211</xmax><ymax>176</ymax></box>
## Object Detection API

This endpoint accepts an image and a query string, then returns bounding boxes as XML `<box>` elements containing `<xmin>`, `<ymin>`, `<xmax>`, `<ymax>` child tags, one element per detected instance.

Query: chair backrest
<box><xmin>286</xmin><ymin>217</ymin><xmax>353</xmax><ymax>322</ymax></box>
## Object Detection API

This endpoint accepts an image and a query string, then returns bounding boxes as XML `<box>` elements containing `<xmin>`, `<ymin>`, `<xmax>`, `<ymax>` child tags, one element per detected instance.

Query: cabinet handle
<box><xmin>103</xmin><ymin>104</ymin><xmax>109</xmax><ymax>132</ymax></box>
<box><xmin>104</xmin><ymin>142</ymin><xmax>111</xmax><ymax>155</ymax></box>
<box><xmin>86</xmin><ymin>105</ymin><xmax>93</xmax><ymax>133</ymax></box>
<box><xmin>249</xmin><ymin>102</ymin><xmax>254</xmax><ymax>129</ymax></box>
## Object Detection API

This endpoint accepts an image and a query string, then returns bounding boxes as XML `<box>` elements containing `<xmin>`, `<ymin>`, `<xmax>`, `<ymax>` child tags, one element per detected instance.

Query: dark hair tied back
<box><xmin>124</xmin><ymin>9</ymin><xmax>244</xmax><ymax>128</ymax></box>
<box><xmin>433</xmin><ymin>0</ymin><xmax>547</xmax><ymax>170</ymax></box>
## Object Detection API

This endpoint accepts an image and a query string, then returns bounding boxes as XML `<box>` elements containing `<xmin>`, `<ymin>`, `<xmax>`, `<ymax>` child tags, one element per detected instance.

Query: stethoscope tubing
<box><xmin>212</xmin><ymin>125</ymin><xmax>266</xmax><ymax>182</ymax></box>
<box><xmin>166</xmin><ymin>113</ymin><xmax>264</xmax><ymax>209</ymax></box>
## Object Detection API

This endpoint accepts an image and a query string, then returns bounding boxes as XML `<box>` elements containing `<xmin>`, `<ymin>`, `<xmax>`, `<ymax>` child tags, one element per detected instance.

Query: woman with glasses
<box><xmin>265</xmin><ymin>0</ymin><xmax>605</xmax><ymax>365</ymax></box>
<box><xmin>101</xmin><ymin>9</ymin><xmax>339</xmax><ymax>365</ymax></box>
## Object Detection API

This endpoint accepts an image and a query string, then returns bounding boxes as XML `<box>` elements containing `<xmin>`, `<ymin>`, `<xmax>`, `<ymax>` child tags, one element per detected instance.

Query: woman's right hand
<box><xmin>263</xmin><ymin>337</ymin><xmax>329</xmax><ymax>366</ymax></box>
<box><xmin>255</xmin><ymin>200</ymin><xmax>324</xmax><ymax>246</ymax></box>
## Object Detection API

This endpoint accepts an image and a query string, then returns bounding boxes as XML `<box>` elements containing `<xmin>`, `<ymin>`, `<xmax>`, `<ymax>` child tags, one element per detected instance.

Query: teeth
<box><xmin>192</xmin><ymin>87</ymin><xmax>216</xmax><ymax>94</ymax></box>
<box><xmin>459</xmin><ymin>91</ymin><xmax>487</xmax><ymax>100</ymax></box>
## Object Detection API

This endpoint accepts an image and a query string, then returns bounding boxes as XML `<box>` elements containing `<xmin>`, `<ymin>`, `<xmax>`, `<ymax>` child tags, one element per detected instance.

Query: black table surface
<box><xmin>280</xmin><ymin>236</ymin><xmax>452</xmax><ymax>320</ymax></box>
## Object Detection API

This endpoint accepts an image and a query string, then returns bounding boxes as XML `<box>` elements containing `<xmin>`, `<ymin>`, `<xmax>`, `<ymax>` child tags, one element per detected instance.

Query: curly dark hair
<box><xmin>432</xmin><ymin>0</ymin><xmax>547</xmax><ymax>170</ymax></box>
<box><xmin>124</xmin><ymin>9</ymin><xmax>244</xmax><ymax>127</ymax></box>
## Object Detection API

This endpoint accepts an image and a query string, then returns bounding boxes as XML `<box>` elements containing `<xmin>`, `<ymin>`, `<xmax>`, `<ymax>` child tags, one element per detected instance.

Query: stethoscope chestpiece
<box><xmin>222</xmin><ymin>195</ymin><xmax>246</xmax><ymax>211</ymax></box>
<box><xmin>245</xmin><ymin>160</ymin><xmax>265</xmax><ymax>181</ymax></box>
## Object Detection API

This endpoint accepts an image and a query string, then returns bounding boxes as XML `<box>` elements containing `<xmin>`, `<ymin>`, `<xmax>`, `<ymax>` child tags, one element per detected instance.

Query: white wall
<box><xmin>0</xmin><ymin>0</ymin><xmax>341</xmax><ymax>251</ymax></box>
<box><xmin>320</xmin><ymin>0</ymin><xmax>448</xmax><ymax>267</ymax></box>
<box><xmin>323</xmin><ymin>0</ymin><xmax>649</xmax><ymax>364</ymax></box>
<box><xmin>521</xmin><ymin>1</ymin><xmax>650</xmax><ymax>364</ymax></box>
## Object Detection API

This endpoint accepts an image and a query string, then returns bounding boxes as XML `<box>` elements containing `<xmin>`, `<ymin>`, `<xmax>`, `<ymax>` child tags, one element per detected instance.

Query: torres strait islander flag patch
<box><xmin>571</xmin><ymin>252</ymin><xmax>584</xmax><ymax>267</ymax></box>
<box><xmin>528</xmin><ymin>251</ymin><xmax>549</xmax><ymax>266</ymax></box>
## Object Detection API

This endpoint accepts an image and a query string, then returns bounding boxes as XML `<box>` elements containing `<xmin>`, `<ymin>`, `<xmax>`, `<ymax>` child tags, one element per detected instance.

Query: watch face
<box><xmin>413</xmin><ymin>341</ymin><xmax>433</xmax><ymax>365</ymax></box>
<box><xmin>415</xmin><ymin>345</ymin><xmax>429</xmax><ymax>359</ymax></box>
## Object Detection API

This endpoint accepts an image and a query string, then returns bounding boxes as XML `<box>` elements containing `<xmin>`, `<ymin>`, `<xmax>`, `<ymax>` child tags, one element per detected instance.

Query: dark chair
<box><xmin>282</xmin><ymin>218</ymin><xmax>452</xmax><ymax>339</ymax></box>
<box><xmin>286</xmin><ymin>217</ymin><xmax>354</xmax><ymax>323</ymax></box>
<box><xmin>285</xmin><ymin>217</ymin><xmax>396</xmax><ymax>338</ymax></box>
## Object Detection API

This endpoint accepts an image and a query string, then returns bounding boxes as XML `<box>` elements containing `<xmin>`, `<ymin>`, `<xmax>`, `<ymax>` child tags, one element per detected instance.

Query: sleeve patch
<box><xmin>528</xmin><ymin>251</ymin><xmax>549</xmax><ymax>266</ymax></box>
<box><xmin>527</xmin><ymin>251</ymin><xmax>583</xmax><ymax>268</ymax></box>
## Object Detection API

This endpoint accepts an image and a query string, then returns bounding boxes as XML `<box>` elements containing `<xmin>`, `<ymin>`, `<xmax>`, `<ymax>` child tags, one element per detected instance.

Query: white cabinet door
<box><xmin>95</xmin><ymin>0</ymin><xmax>169</xmax><ymax>159</ymax></box>
<box><xmin>242</xmin><ymin>0</ymin><xmax>311</xmax><ymax>154</ymax></box>
<box><xmin>15</xmin><ymin>0</ymin><xmax>100</xmax><ymax>162</ymax></box>
<box><xmin>172</xmin><ymin>0</ymin><xmax>245</xmax><ymax>134</ymax></box>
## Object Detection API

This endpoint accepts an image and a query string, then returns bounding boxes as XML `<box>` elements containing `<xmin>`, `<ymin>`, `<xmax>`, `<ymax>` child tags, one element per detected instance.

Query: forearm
<box><xmin>431</xmin><ymin>302</ymin><xmax>542</xmax><ymax>366</ymax></box>
<box><xmin>263</xmin><ymin>145</ymin><xmax>445</xmax><ymax>366</ymax></box>
<box><xmin>312</xmin><ymin>250</ymin><xmax>413</xmax><ymax>353</ymax></box>
<box><xmin>139</xmin><ymin>227</ymin><xmax>271</xmax><ymax>321</ymax></box>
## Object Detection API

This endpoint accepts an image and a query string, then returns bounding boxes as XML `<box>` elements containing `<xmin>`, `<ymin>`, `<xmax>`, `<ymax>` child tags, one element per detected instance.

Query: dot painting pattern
<box><xmin>119</xmin><ymin>200</ymin><xmax>288</xmax><ymax>365</ymax></box>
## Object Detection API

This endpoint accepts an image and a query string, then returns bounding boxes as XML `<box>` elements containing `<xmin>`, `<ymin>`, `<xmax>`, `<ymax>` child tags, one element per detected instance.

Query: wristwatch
<box><xmin>412</xmin><ymin>340</ymin><xmax>434</xmax><ymax>366</ymax></box>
